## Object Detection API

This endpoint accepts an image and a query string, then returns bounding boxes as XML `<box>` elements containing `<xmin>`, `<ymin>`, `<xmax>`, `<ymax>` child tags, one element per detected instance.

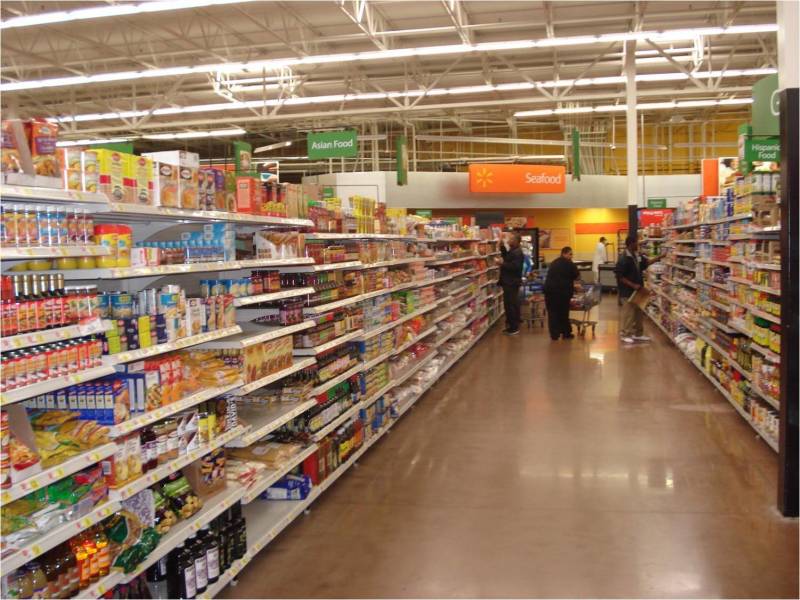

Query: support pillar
<box><xmin>624</xmin><ymin>40</ymin><xmax>638</xmax><ymax>241</ymax></box>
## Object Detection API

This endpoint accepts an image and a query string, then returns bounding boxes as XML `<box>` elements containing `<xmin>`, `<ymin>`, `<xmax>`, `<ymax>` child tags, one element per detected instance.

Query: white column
<box><xmin>777</xmin><ymin>0</ymin><xmax>799</xmax><ymax>90</ymax></box>
<box><xmin>624</xmin><ymin>40</ymin><xmax>638</xmax><ymax>231</ymax></box>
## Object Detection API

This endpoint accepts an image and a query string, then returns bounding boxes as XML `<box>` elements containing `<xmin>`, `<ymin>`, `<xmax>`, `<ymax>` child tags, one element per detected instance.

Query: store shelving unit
<box><xmin>647</xmin><ymin>178</ymin><xmax>781</xmax><ymax>453</ymax></box>
<box><xmin>1</xmin><ymin>182</ymin><xmax>506</xmax><ymax>597</ymax></box>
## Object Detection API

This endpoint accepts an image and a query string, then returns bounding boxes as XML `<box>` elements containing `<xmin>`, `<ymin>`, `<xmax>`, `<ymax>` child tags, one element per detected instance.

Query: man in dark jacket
<box><xmin>544</xmin><ymin>246</ymin><xmax>581</xmax><ymax>340</ymax></box>
<box><xmin>498</xmin><ymin>232</ymin><xmax>524</xmax><ymax>335</ymax></box>
<box><xmin>615</xmin><ymin>235</ymin><xmax>661</xmax><ymax>343</ymax></box>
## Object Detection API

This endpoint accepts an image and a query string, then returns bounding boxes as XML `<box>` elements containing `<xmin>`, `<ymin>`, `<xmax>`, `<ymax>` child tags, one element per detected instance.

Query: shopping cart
<box><xmin>569</xmin><ymin>283</ymin><xmax>602</xmax><ymax>336</ymax></box>
<box><xmin>521</xmin><ymin>292</ymin><xmax>546</xmax><ymax>329</ymax></box>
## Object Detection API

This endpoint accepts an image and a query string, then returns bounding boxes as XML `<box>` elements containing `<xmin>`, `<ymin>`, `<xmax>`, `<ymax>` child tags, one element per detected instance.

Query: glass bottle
<box><xmin>13</xmin><ymin>275</ymin><xmax>32</xmax><ymax>333</ymax></box>
<box><xmin>146</xmin><ymin>556</ymin><xmax>169</xmax><ymax>599</ymax></box>
<box><xmin>188</xmin><ymin>534</ymin><xmax>207</xmax><ymax>595</ymax></box>
<box><xmin>200</xmin><ymin>524</ymin><xmax>220</xmax><ymax>585</ymax></box>
<box><xmin>26</xmin><ymin>561</ymin><xmax>48</xmax><ymax>599</ymax></box>
<box><xmin>94</xmin><ymin>527</ymin><xmax>110</xmax><ymax>577</ymax></box>
<box><xmin>177</xmin><ymin>543</ymin><xmax>196</xmax><ymax>600</ymax></box>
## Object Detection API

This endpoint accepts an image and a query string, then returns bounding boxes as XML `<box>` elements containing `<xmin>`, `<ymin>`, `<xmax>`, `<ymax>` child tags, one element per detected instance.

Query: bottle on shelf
<box><xmin>146</xmin><ymin>556</ymin><xmax>170</xmax><ymax>599</ymax></box>
<box><xmin>199</xmin><ymin>523</ymin><xmax>220</xmax><ymax>585</ymax></box>
<box><xmin>176</xmin><ymin>542</ymin><xmax>197</xmax><ymax>600</ymax></box>
<box><xmin>188</xmin><ymin>533</ymin><xmax>208</xmax><ymax>595</ymax></box>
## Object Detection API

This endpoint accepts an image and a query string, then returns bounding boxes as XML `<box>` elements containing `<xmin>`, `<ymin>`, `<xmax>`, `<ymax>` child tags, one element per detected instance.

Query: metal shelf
<box><xmin>293</xmin><ymin>329</ymin><xmax>364</xmax><ymax>356</ymax></box>
<box><xmin>44</xmin><ymin>258</ymin><xmax>315</xmax><ymax>280</ymax></box>
<box><xmin>1</xmin><ymin>318</ymin><xmax>109</xmax><ymax>352</ymax></box>
<box><xmin>278</xmin><ymin>260</ymin><xmax>362</xmax><ymax>273</ymax></box>
<box><xmin>309</xmin><ymin>362</ymin><xmax>363</xmax><ymax>397</ymax></box>
<box><xmin>196</xmin><ymin>321</ymin><xmax>314</xmax><ymax>349</ymax></box>
<box><xmin>112</xmin><ymin>325</ymin><xmax>241</xmax><ymax>362</ymax></box>
<box><xmin>311</xmin><ymin>399</ymin><xmax>366</xmax><ymax>441</ymax></box>
<box><xmin>233</xmin><ymin>287</ymin><xmax>315</xmax><ymax>307</ymax></box>
<box><xmin>357</xmin><ymin>302</ymin><xmax>439</xmax><ymax>340</ymax></box>
<box><xmin>0</xmin><ymin>184</ymin><xmax>108</xmax><ymax>206</ymax></box>
<box><xmin>0</xmin><ymin>245</ymin><xmax>110</xmax><ymax>260</ymax></box>
<box><xmin>108</xmin><ymin>381</ymin><xmax>243</xmax><ymax>438</ymax></box>
<box><xmin>231</xmin><ymin>400</ymin><xmax>318</xmax><ymax>448</ymax></box>
<box><xmin>104</xmin><ymin>202</ymin><xmax>315</xmax><ymax>227</ymax></box>
<box><xmin>1</xmin><ymin>443</ymin><xmax>117</xmax><ymax>505</ymax></box>
<box><xmin>746</xmin><ymin>305</ymin><xmax>781</xmax><ymax>325</ymax></box>
<box><xmin>108</xmin><ymin>426</ymin><xmax>246</xmax><ymax>501</ymax></box>
<box><xmin>428</xmin><ymin>255</ymin><xmax>481</xmax><ymax>266</ymax></box>
<box><xmin>234</xmin><ymin>358</ymin><xmax>317</xmax><ymax>396</ymax></box>
<box><xmin>241</xmin><ymin>444</ymin><xmax>320</xmax><ymax>504</ymax></box>
<box><xmin>0</xmin><ymin>362</ymin><xmax>117</xmax><ymax>406</ymax></box>
<box><xmin>751</xmin><ymin>284</ymin><xmax>781</xmax><ymax>296</ymax></box>
<box><xmin>391</xmin><ymin>326</ymin><xmax>438</xmax><ymax>356</ymax></box>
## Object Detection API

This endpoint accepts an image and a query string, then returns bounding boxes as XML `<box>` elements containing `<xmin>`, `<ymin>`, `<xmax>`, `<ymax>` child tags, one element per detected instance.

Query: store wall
<box><xmin>421</xmin><ymin>207</ymin><xmax>628</xmax><ymax>261</ymax></box>
<box><xmin>304</xmin><ymin>171</ymin><xmax>386</xmax><ymax>204</ymax></box>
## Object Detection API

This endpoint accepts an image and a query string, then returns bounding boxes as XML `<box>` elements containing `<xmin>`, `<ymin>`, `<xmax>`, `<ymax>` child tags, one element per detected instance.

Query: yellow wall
<box><xmin>427</xmin><ymin>207</ymin><xmax>628</xmax><ymax>260</ymax></box>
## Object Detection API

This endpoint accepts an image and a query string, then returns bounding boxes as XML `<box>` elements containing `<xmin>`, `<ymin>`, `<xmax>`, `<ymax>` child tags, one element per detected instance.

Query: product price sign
<box><xmin>307</xmin><ymin>130</ymin><xmax>358</xmax><ymax>159</ymax></box>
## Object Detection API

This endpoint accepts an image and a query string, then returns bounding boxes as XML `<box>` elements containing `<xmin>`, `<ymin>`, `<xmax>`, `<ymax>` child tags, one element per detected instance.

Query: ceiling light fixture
<box><xmin>0</xmin><ymin>0</ymin><xmax>260</xmax><ymax>30</ymax></box>
<box><xmin>254</xmin><ymin>140</ymin><xmax>293</xmax><ymax>153</ymax></box>
<box><xmin>56</xmin><ymin>137</ymin><xmax>133</xmax><ymax>147</ymax></box>
<box><xmin>142</xmin><ymin>128</ymin><xmax>246</xmax><ymax>140</ymax></box>
<box><xmin>47</xmin><ymin>68</ymin><xmax>774</xmax><ymax>125</ymax></box>
<box><xmin>0</xmin><ymin>23</ymin><xmax>777</xmax><ymax>93</ymax></box>
<box><xmin>514</xmin><ymin>97</ymin><xmax>753</xmax><ymax>117</ymax></box>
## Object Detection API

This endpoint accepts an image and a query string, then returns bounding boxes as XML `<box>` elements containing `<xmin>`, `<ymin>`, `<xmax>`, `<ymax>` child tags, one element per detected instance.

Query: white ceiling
<box><xmin>0</xmin><ymin>0</ymin><xmax>778</xmax><ymax>158</ymax></box>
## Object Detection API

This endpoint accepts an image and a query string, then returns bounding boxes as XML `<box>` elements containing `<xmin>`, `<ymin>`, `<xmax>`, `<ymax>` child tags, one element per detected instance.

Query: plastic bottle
<box><xmin>94</xmin><ymin>224</ymin><xmax>118</xmax><ymax>268</ymax></box>
<box><xmin>94</xmin><ymin>527</ymin><xmax>110</xmax><ymax>577</ymax></box>
<box><xmin>116</xmin><ymin>225</ymin><xmax>132</xmax><ymax>267</ymax></box>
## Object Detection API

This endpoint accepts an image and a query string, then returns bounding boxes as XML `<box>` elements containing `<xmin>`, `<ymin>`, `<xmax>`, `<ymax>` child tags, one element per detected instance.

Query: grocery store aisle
<box><xmin>223</xmin><ymin>301</ymin><xmax>798</xmax><ymax>599</ymax></box>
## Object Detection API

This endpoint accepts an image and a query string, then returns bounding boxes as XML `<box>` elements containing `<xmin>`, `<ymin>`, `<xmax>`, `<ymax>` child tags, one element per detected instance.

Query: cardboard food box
<box><xmin>236</xmin><ymin>177</ymin><xmax>259</xmax><ymax>214</ymax></box>
<box><xmin>143</xmin><ymin>150</ymin><xmax>200</xmax><ymax>209</ymax></box>
<box><xmin>60</xmin><ymin>148</ymin><xmax>83</xmax><ymax>191</ymax></box>
<box><xmin>27</xmin><ymin>120</ymin><xmax>59</xmax><ymax>177</ymax></box>
<box><xmin>152</xmin><ymin>162</ymin><xmax>179</xmax><ymax>207</ymax></box>
<box><xmin>183</xmin><ymin>447</ymin><xmax>226</xmax><ymax>497</ymax></box>
<box><xmin>130</xmin><ymin>155</ymin><xmax>154</xmax><ymax>205</ymax></box>
<box><xmin>86</xmin><ymin>149</ymin><xmax>134</xmax><ymax>203</ymax></box>
<box><xmin>214</xmin><ymin>170</ymin><xmax>227</xmax><ymax>210</ymax></box>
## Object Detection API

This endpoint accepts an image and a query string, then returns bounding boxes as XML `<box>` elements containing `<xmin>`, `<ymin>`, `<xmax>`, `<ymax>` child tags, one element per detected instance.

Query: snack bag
<box><xmin>27</xmin><ymin>120</ymin><xmax>59</xmax><ymax>177</ymax></box>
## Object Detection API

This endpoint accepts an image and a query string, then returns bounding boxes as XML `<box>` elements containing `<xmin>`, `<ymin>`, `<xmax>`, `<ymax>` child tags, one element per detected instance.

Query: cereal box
<box><xmin>131</xmin><ymin>155</ymin><xmax>154</xmax><ymax>205</ymax></box>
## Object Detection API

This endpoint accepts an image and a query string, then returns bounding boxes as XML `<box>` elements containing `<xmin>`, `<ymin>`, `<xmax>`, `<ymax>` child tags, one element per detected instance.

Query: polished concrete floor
<box><xmin>223</xmin><ymin>302</ymin><xmax>798</xmax><ymax>598</ymax></box>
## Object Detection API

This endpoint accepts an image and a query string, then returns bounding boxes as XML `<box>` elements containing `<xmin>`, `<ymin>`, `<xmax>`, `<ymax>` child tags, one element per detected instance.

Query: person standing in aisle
<box><xmin>615</xmin><ymin>235</ymin><xmax>661</xmax><ymax>344</ymax></box>
<box><xmin>498</xmin><ymin>232</ymin><xmax>524</xmax><ymax>335</ymax></box>
<box><xmin>592</xmin><ymin>236</ymin><xmax>609</xmax><ymax>282</ymax></box>
<box><xmin>544</xmin><ymin>246</ymin><xmax>581</xmax><ymax>340</ymax></box>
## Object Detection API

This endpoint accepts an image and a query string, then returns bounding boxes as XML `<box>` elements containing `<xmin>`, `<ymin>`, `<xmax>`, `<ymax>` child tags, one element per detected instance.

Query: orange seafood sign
<box><xmin>468</xmin><ymin>164</ymin><xmax>567</xmax><ymax>194</ymax></box>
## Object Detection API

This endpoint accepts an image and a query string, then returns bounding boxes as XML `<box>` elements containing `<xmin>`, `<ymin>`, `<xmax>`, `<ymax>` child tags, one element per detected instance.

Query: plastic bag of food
<box><xmin>152</xmin><ymin>489</ymin><xmax>178</xmax><ymax>535</ymax></box>
<box><xmin>160</xmin><ymin>472</ymin><xmax>202</xmax><ymax>520</ymax></box>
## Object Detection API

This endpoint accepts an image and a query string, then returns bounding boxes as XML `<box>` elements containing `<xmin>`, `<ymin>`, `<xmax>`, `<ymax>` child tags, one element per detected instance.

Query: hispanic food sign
<box><xmin>468</xmin><ymin>164</ymin><xmax>566</xmax><ymax>194</ymax></box>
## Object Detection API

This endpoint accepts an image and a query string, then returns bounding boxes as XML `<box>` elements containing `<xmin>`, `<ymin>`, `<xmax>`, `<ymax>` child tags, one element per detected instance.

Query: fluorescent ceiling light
<box><xmin>56</xmin><ymin>137</ymin><xmax>133</xmax><ymax>147</ymax></box>
<box><xmin>142</xmin><ymin>128</ymin><xmax>246</xmax><ymax>140</ymax></box>
<box><xmin>0</xmin><ymin>24</ymin><xmax>777</xmax><ymax>93</ymax></box>
<box><xmin>514</xmin><ymin>97</ymin><xmax>753</xmax><ymax>117</ymax></box>
<box><xmin>48</xmin><ymin>68</ymin><xmax>773</xmax><ymax>125</ymax></box>
<box><xmin>0</xmin><ymin>0</ymin><xmax>259</xmax><ymax>30</ymax></box>
<box><xmin>254</xmin><ymin>141</ymin><xmax>293</xmax><ymax>153</ymax></box>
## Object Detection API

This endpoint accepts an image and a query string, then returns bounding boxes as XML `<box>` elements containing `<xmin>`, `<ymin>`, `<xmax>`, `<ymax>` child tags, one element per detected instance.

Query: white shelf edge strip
<box><xmin>234</xmin><ymin>287</ymin><xmax>315</xmax><ymax>307</ymax></box>
<box><xmin>293</xmin><ymin>329</ymin><xmax>364</xmax><ymax>355</ymax></box>
<box><xmin>231</xmin><ymin>399</ymin><xmax>318</xmax><ymax>448</ymax></box>
<box><xmin>241</xmin><ymin>444</ymin><xmax>320</xmax><ymax>504</ymax></box>
<box><xmin>112</xmin><ymin>325</ymin><xmax>242</xmax><ymax>363</ymax></box>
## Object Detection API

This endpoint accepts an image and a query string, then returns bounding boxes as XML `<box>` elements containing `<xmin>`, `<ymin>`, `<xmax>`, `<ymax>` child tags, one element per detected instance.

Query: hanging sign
<box><xmin>468</xmin><ymin>164</ymin><xmax>566</xmax><ymax>194</ymax></box>
<box><xmin>233</xmin><ymin>141</ymin><xmax>253</xmax><ymax>175</ymax></box>
<box><xmin>751</xmin><ymin>74</ymin><xmax>779</xmax><ymax>136</ymax></box>
<box><xmin>307</xmin><ymin>130</ymin><xmax>358</xmax><ymax>159</ymax></box>
<box><xmin>647</xmin><ymin>197</ymin><xmax>667</xmax><ymax>208</ymax></box>
<box><xmin>571</xmin><ymin>128</ymin><xmax>581</xmax><ymax>181</ymax></box>
<box><xmin>396</xmin><ymin>135</ymin><xmax>408</xmax><ymax>186</ymax></box>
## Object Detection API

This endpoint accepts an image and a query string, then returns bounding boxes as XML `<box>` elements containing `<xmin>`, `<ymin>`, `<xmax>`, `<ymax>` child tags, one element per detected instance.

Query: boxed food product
<box><xmin>214</xmin><ymin>169</ymin><xmax>227</xmax><ymax>210</ymax></box>
<box><xmin>60</xmin><ymin>148</ymin><xmax>83</xmax><ymax>191</ymax></box>
<box><xmin>224</xmin><ymin>170</ymin><xmax>237</xmax><ymax>211</ymax></box>
<box><xmin>26</xmin><ymin>120</ymin><xmax>59</xmax><ymax>177</ymax></box>
<box><xmin>142</xmin><ymin>151</ymin><xmax>200</xmax><ymax>209</ymax></box>
<box><xmin>84</xmin><ymin>149</ymin><xmax>134</xmax><ymax>203</ymax></box>
<box><xmin>0</xmin><ymin>120</ymin><xmax>22</xmax><ymax>173</ymax></box>
<box><xmin>152</xmin><ymin>161</ymin><xmax>179</xmax><ymax>207</ymax></box>
<box><xmin>130</xmin><ymin>155</ymin><xmax>154</xmax><ymax>205</ymax></box>
<box><xmin>236</xmin><ymin>177</ymin><xmax>260</xmax><ymax>214</ymax></box>
<box><xmin>183</xmin><ymin>447</ymin><xmax>226</xmax><ymax>497</ymax></box>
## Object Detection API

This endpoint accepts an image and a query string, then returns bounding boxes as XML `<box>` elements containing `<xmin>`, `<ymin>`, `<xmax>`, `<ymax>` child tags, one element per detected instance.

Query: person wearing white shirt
<box><xmin>592</xmin><ymin>237</ymin><xmax>609</xmax><ymax>281</ymax></box>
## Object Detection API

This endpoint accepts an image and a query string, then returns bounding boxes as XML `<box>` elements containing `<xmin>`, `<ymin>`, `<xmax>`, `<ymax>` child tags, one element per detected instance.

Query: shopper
<box><xmin>615</xmin><ymin>235</ymin><xmax>661</xmax><ymax>343</ymax></box>
<box><xmin>498</xmin><ymin>231</ymin><xmax>524</xmax><ymax>335</ymax></box>
<box><xmin>544</xmin><ymin>246</ymin><xmax>581</xmax><ymax>340</ymax></box>
<box><xmin>592</xmin><ymin>236</ymin><xmax>608</xmax><ymax>282</ymax></box>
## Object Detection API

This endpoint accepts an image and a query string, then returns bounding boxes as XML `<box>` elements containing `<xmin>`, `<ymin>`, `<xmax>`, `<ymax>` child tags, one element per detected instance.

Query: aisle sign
<box><xmin>468</xmin><ymin>164</ymin><xmax>566</xmax><ymax>194</ymax></box>
<box><xmin>307</xmin><ymin>130</ymin><xmax>358</xmax><ymax>159</ymax></box>
<box><xmin>751</xmin><ymin>74</ymin><xmax>779</xmax><ymax>136</ymax></box>
<box><xmin>742</xmin><ymin>138</ymin><xmax>780</xmax><ymax>163</ymax></box>
<box><xmin>647</xmin><ymin>197</ymin><xmax>667</xmax><ymax>208</ymax></box>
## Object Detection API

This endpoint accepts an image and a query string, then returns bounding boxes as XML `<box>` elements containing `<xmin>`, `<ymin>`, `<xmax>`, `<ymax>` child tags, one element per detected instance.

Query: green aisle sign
<box><xmin>751</xmin><ymin>74</ymin><xmax>779</xmax><ymax>136</ymax></box>
<box><xmin>743</xmin><ymin>138</ymin><xmax>780</xmax><ymax>162</ymax></box>
<box><xmin>396</xmin><ymin>135</ymin><xmax>408</xmax><ymax>185</ymax></box>
<box><xmin>571</xmin><ymin>127</ymin><xmax>581</xmax><ymax>181</ymax></box>
<box><xmin>307</xmin><ymin>130</ymin><xmax>358</xmax><ymax>159</ymax></box>
<box><xmin>647</xmin><ymin>197</ymin><xmax>667</xmax><ymax>208</ymax></box>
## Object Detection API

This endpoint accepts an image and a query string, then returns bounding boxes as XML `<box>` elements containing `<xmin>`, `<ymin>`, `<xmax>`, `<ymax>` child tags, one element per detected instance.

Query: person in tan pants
<box><xmin>614</xmin><ymin>236</ymin><xmax>661</xmax><ymax>343</ymax></box>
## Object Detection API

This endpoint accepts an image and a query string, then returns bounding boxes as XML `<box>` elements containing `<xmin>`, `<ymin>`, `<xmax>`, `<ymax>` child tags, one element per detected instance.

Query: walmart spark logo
<box><xmin>475</xmin><ymin>167</ymin><xmax>494</xmax><ymax>188</ymax></box>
